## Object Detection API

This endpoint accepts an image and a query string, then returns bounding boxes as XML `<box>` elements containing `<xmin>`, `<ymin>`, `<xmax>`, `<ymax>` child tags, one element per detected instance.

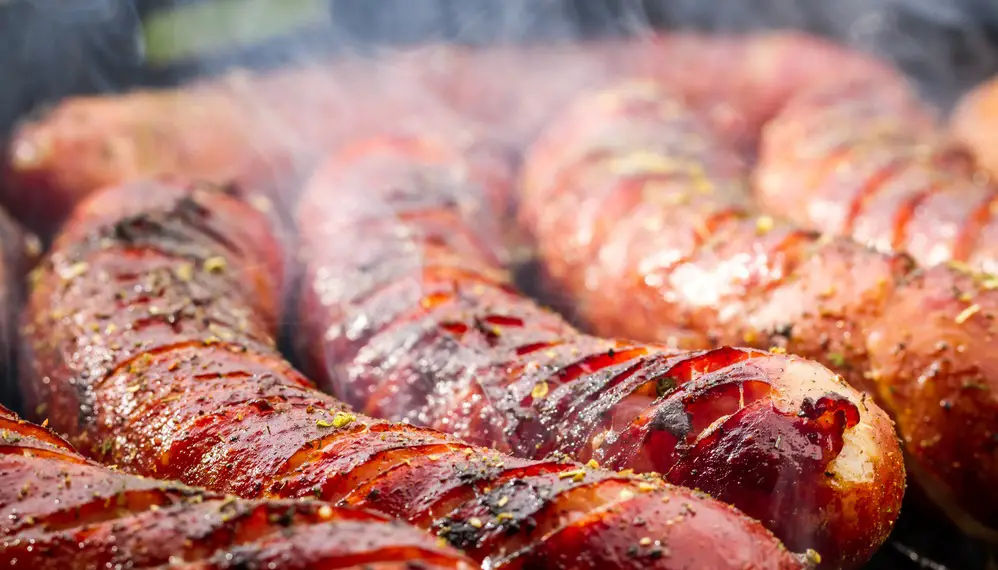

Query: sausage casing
<box><xmin>21</xmin><ymin>179</ymin><xmax>807</xmax><ymax>570</ymax></box>
<box><xmin>0</xmin><ymin>404</ymin><xmax>475</xmax><ymax>570</ymax></box>
<box><xmin>295</xmin><ymin>135</ymin><xmax>902</xmax><ymax>569</ymax></box>
<box><xmin>520</xmin><ymin>81</ymin><xmax>998</xmax><ymax>556</ymax></box>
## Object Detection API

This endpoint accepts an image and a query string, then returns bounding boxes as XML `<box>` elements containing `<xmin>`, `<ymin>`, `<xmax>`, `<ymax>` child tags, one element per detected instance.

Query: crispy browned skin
<box><xmin>0</xmin><ymin>403</ymin><xmax>475</xmax><ymax>570</ymax></box>
<box><xmin>20</xmin><ymin>179</ymin><xmax>806</xmax><ymax>570</ymax></box>
<box><xmin>520</xmin><ymin>80</ymin><xmax>998</xmax><ymax>553</ymax></box>
<box><xmin>0</xmin><ymin>32</ymin><xmax>895</xmax><ymax>236</ymax></box>
<box><xmin>294</xmin><ymin>135</ymin><xmax>902</xmax><ymax>568</ymax></box>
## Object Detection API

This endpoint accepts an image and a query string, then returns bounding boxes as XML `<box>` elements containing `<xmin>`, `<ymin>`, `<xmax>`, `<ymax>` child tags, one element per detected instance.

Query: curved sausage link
<box><xmin>520</xmin><ymin>80</ymin><xmax>998</xmax><ymax>557</ymax></box>
<box><xmin>0</xmin><ymin>404</ymin><xmax>474</xmax><ymax>570</ymax></box>
<box><xmin>21</xmin><ymin>179</ymin><xmax>807</xmax><ymax>570</ymax></box>
<box><xmin>294</xmin><ymin>134</ymin><xmax>902</xmax><ymax>569</ymax></box>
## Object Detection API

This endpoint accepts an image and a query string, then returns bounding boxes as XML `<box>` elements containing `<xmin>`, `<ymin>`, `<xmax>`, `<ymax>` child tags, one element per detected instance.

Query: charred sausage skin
<box><xmin>0</xmin><ymin>404</ymin><xmax>475</xmax><ymax>570</ymax></box>
<box><xmin>520</xmin><ymin>81</ymin><xmax>998</xmax><ymax>552</ymax></box>
<box><xmin>295</xmin><ymin>135</ymin><xmax>902</xmax><ymax>568</ymax></box>
<box><xmin>20</xmin><ymin>179</ymin><xmax>807</xmax><ymax>570</ymax></box>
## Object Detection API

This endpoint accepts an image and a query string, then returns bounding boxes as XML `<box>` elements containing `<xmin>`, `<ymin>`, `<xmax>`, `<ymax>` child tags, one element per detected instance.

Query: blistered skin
<box><xmin>0</xmin><ymin>404</ymin><xmax>474</xmax><ymax>570</ymax></box>
<box><xmin>754</xmin><ymin>77</ymin><xmax>996</xmax><ymax>272</ymax></box>
<box><xmin>21</xmin><ymin>180</ymin><xmax>806</xmax><ymax>570</ymax></box>
<box><xmin>0</xmin><ymin>32</ymin><xmax>897</xmax><ymax>236</ymax></box>
<box><xmin>295</xmin><ymin>136</ymin><xmax>901</xmax><ymax>568</ymax></box>
<box><xmin>520</xmin><ymin>82</ymin><xmax>998</xmax><ymax>553</ymax></box>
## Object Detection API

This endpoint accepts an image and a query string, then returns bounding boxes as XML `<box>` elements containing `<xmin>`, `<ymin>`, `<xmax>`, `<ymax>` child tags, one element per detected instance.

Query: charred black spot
<box><xmin>175</xmin><ymin>194</ymin><xmax>212</xmax><ymax>220</ymax></box>
<box><xmin>649</xmin><ymin>399</ymin><xmax>692</xmax><ymax>438</ymax></box>
<box><xmin>798</xmin><ymin>394</ymin><xmax>860</xmax><ymax>428</ymax></box>
<box><xmin>771</xmin><ymin>323</ymin><xmax>794</xmax><ymax>341</ymax></box>
<box><xmin>269</xmin><ymin>505</ymin><xmax>296</xmax><ymax>527</ymax></box>
<box><xmin>435</xmin><ymin>518</ymin><xmax>482</xmax><ymax>550</ymax></box>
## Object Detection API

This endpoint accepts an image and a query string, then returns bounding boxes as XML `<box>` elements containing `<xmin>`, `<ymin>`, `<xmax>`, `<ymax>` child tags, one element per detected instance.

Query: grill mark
<box><xmin>954</xmin><ymin>187</ymin><xmax>998</xmax><ymax>262</ymax></box>
<box><xmin>531</xmin><ymin>356</ymin><xmax>654</xmax><ymax>457</ymax></box>
<box><xmin>271</xmin><ymin>423</ymin><xmax>377</xmax><ymax>478</ymax></box>
<box><xmin>407</xmin><ymin>462</ymin><xmax>569</xmax><ymax>528</ymax></box>
<box><xmin>751</xmin><ymin>227</ymin><xmax>821</xmax><ymax>300</ymax></box>
<box><xmin>334</xmin><ymin>443</ymin><xmax>465</xmax><ymax>511</ymax></box>
<box><xmin>841</xmin><ymin>155</ymin><xmax>909</xmax><ymax>234</ymax></box>
<box><xmin>496</xmin><ymin>479</ymin><xmax>650</xmax><ymax>566</ymax></box>
<box><xmin>466</xmin><ymin>476</ymin><xmax>623</xmax><ymax>556</ymax></box>
<box><xmin>90</xmin><ymin>341</ymin><xmax>207</xmax><ymax>389</ymax></box>
<box><xmin>0</xmin><ymin>418</ymin><xmax>76</xmax><ymax>452</ymax></box>
<box><xmin>6</xmin><ymin>487</ymin><xmax>184</xmax><ymax>534</ymax></box>
<box><xmin>0</xmin><ymin>445</ymin><xmax>90</xmax><ymax>464</ymax></box>
<box><xmin>891</xmin><ymin>180</ymin><xmax>944</xmax><ymax>251</ymax></box>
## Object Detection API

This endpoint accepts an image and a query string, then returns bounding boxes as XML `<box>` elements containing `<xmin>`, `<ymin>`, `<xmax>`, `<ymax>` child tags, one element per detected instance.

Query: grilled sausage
<box><xmin>519</xmin><ymin>80</ymin><xmax>998</xmax><ymax>554</ymax></box>
<box><xmin>0</xmin><ymin>403</ymin><xmax>475</xmax><ymax>570</ymax></box>
<box><xmin>952</xmin><ymin>76</ymin><xmax>998</xmax><ymax>176</ymax></box>
<box><xmin>0</xmin><ymin>32</ymin><xmax>895</xmax><ymax>237</ymax></box>
<box><xmin>0</xmin><ymin>44</ymin><xmax>617</xmax><ymax>236</ymax></box>
<box><xmin>20</xmin><ymin>178</ymin><xmax>808</xmax><ymax>570</ymax></box>
<box><xmin>753</xmin><ymin>77</ymin><xmax>991</xmax><ymax>271</ymax></box>
<box><xmin>294</xmin><ymin>134</ymin><xmax>903</xmax><ymax>569</ymax></box>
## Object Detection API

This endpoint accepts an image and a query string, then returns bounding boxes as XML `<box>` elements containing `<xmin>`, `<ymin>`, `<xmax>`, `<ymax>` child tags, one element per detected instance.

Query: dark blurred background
<box><xmin>3</xmin><ymin>0</ymin><xmax>998</xmax><ymax>135</ymax></box>
<box><xmin>1</xmin><ymin>1</ymin><xmax>996</xmax><ymax>568</ymax></box>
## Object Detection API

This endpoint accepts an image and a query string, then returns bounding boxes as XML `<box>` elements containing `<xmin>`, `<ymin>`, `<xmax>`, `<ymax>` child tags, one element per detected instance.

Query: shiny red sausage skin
<box><xmin>296</xmin><ymin>135</ymin><xmax>901</xmax><ymax>568</ymax></box>
<box><xmin>20</xmin><ymin>179</ymin><xmax>807</xmax><ymax>570</ymax></box>
<box><xmin>0</xmin><ymin>404</ymin><xmax>475</xmax><ymax>570</ymax></box>
<box><xmin>521</xmin><ymin>81</ymin><xmax>998</xmax><ymax>554</ymax></box>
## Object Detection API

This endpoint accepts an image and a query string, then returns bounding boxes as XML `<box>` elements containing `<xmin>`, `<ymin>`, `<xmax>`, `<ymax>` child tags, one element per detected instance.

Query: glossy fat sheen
<box><xmin>295</xmin><ymin>135</ymin><xmax>900</xmax><ymax>568</ymax></box>
<box><xmin>0</xmin><ymin>404</ymin><xmax>474</xmax><ymax>570</ymax></box>
<box><xmin>0</xmin><ymin>32</ymin><xmax>896</xmax><ymax>236</ymax></box>
<box><xmin>521</xmin><ymin>82</ymin><xmax>998</xmax><ymax>554</ymax></box>
<box><xmin>21</xmin><ymin>180</ymin><xmax>806</xmax><ymax>570</ymax></box>
<box><xmin>754</xmin><ymin>77</ymin><xmax>995</xmax><ymax>272</ymax></box>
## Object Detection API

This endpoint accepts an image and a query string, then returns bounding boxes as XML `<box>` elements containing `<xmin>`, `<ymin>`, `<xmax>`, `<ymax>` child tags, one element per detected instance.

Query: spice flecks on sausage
<box><xmin>522</xmin><ymin>81</ymin><xmax>998</xmax><ymax>558</ymax></box>
<box><xmin>0</xmin><ymin>404</ymin><xmax>474</xmax><ymax>570</ymax></box>
<box><xmin>295</xmin><ymin>135</ymin><xmax>902</xmax><ymax>568</ymax></box>
<box><xmin>21</xmin><ymin>179</ymin><xmax>806</xmax><ymax>570</ymax></box>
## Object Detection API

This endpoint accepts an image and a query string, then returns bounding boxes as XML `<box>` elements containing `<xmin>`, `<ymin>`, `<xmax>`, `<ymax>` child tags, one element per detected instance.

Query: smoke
<box><xmin>0</xmin><ymin>0</ymin><xmax>142</xmax><ymax>135</ymax></box>
<box><xmin>3</xmin><ymin>2</ymin><xmax>998</xmax><ymax>569</ymax></box>
<box><xmin>2</xmin><ymin>0</ymin><xmax>997</xmax><ymax>135</ymax></box>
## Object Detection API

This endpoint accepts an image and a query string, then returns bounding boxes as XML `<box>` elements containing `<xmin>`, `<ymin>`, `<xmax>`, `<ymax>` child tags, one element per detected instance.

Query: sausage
<box><xmin>518</xmin><ymin>80</ymin><xmax>998</xmax><ymax>554</ymax></box>
<box><xmin>951</xmin><ymin>76</ymin><xmax>998</xmax><ymax>184</ymax></box>
<box><xmin>0</xmin><ymin>32</ymin><xmax>896</xmax><ymax>237</ymax></box>
<box><xmin>294</xmin><ymin>134</ymin><xmax>903</xmax><ymax>569</ymax></box>
<box><xmin>0</xmin><ymin>403</ymin><xmax>475</xmax><ymax>570</ymax></box>
<box><xmin>0</xmin><ymin>43</ymin><xmax>620</xmax><ymax>236</ymax></box>
<box><xmin>754</xmin><ymin>76</ymin><xmax>990</xmax><ymax>271</ymax></box>
<box><xmin>20</xmin><ymin>179</ymin><xmax>808</xmax><ymax>570</ymax></box>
